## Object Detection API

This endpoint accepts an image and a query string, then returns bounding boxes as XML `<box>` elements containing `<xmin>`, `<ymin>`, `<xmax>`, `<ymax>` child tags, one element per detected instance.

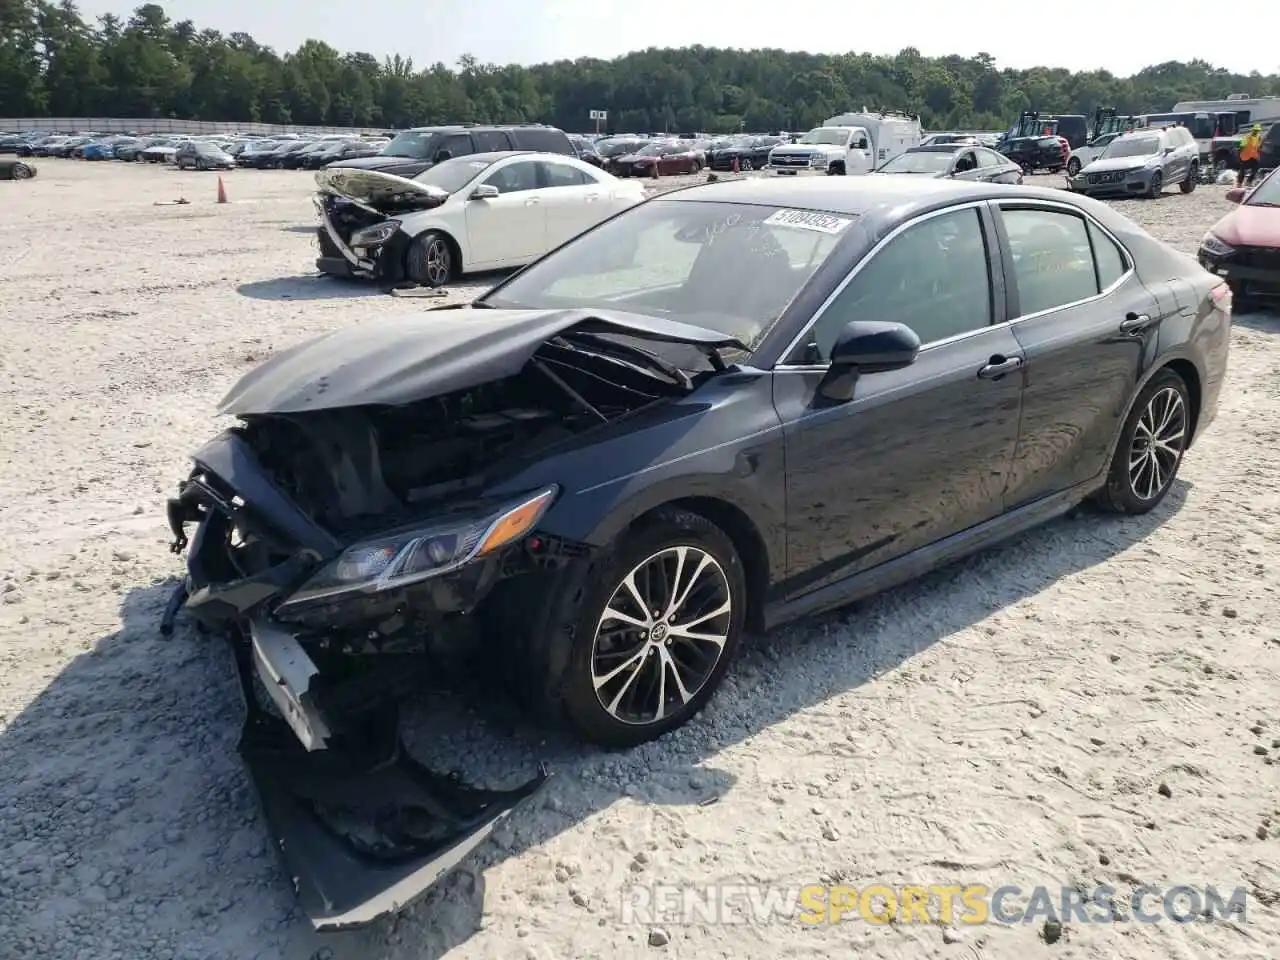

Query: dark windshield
<box><xmin>413</xmin><ymin>156</ymin><xmax>495</xmax><ymax>193</ymax></box>
<box><xmin>599</xmin><ymin>140</ymin><xmax>647</xmax><ymax>157</ymax></box>
<box><xmin>381</xmin><ymin>130</ymin><xmax>441</xmax><ymax>159</ymax></box>
<box><xmin>878</xmin><ymin>151</ymin><xmax>954</xmax><ymax>174</ymax></box>
<box><xmin>480</xmin><ymin>199</ymin><xmax>855</xmax><ymax>350</ymax></box>
<box><xmin>1102</xmin><ymin>136</ymin><xmax>1160</xmax><ymax>159</ymax></box>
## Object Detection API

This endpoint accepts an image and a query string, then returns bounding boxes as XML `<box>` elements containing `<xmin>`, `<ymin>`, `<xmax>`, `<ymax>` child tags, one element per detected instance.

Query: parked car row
<box><xmin>0</xmin><ymin>130</ymin><xmax>392</xmax><ymax>171</ymax></box>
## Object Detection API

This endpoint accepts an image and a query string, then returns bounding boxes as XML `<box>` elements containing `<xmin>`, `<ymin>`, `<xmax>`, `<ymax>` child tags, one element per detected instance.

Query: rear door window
<box><xmin>540</xmin><ymin>161</ymin><xmax>596</xmax><ymax>187</ymax></box>
<box><xmin>1088</xmin><ymin>221</ymin><xmax>1129</xmax><ymax>290</ymax></box>
<box><xmin>1000</xmin><ymin>207</ymin><xmax>1100</xmax><ymax>316</ymax></box>
<box><xmin>473</xmin><ymin>130</ymin><xmax>511</xmax><ymax>152</ymax></box>
<box><xmin>514</xmin><ymin>128</ymin><xmax>575</xmax><ymax>155</ymax></box>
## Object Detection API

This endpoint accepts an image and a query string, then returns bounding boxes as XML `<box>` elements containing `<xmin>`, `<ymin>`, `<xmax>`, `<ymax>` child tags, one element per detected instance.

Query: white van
<box><xmin>767</xmin><ymin>111</ymin><xmax>922</xmax><ymax>175</ymax></box>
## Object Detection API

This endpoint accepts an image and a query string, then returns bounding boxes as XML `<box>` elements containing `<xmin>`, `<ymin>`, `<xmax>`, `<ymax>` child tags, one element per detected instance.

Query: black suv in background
<box><xmin>325</xmin><ymin>124</ymin><xmax>576</xmax><ymax>178</ymax></box>
<box><xmin>997</xmin><ymin>135</ymin><xmax>1067</xmax><ymax>174</ymax></box>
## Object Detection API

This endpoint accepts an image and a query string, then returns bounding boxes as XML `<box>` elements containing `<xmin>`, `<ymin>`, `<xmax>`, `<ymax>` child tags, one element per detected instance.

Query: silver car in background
<box><xmin>1067</xmin><ymin>126</ymin><xmax>1200</xmax><ymax>199</ymax></box>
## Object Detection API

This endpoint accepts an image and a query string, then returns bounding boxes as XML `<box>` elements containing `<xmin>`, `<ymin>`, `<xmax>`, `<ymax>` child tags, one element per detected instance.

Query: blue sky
<box><xmin>77</xmin><ymin>0</ymin><xmax>1275</xmax><ymax>76</ymax></box>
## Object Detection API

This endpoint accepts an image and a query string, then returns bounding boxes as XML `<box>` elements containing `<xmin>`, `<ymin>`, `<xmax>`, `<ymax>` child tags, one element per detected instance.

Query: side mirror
<box><xmin>433</xmin><ymin>149</ymin><xmax>452</xmax><ymax>162</ymax></box>
<box><xmin>471</xmin><ymin>183</ymin><xmax>500</xmax><ymax>200</ymax></box>
<box><xmin>818</xmin><ymin>321</ymin><xmax>921</xmax><ymax>402</ymax></box>
<box><xmin>1225</xmin><ymin>187</ymin><xmax>1245</xmax><ymax>203</ymax></box>
<box><xmin>856</xmin><ymin>138</ymin><xmax>868</xmax><ymax>150</ymax></box>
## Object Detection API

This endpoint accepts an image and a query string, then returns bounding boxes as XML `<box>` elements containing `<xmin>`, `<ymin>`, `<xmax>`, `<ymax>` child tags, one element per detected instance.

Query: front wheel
<box><xmin>404</xmin><ymin>230</ymin><xmax>454</xmax><ymax>287</ymax></box>
<box><xmin>1092</xmin><ymin>369</ymin><xmax>1190</xmax><ymax>514</ymax></box>
<box><xmin>11</xmin><ymin>162</ymin><xmax>32</xmax><ymax>180</ymax></box>
<box><xmin>554</xmin><ymin>509</ymin><xmax>746</xmax><ymax>748</ymax></box>
<box><xmin>1180</xmin><ymin>164</ymin><xmax>1197</xmax><ymax>193</ymax></box>
<box><xmin>1066</xmin><ymin>157</ymin><xmax>1081</xmax><ymax>176</ymax></box>
<box><xmin>826</xmin><ymin>161</ymin><xmax>845</xmax><ymax>176</ymax></box>
<box><xmin>1146</xmin><ymin>171</ymin><xmax>1163</xmax><ymax>198</ymax></box>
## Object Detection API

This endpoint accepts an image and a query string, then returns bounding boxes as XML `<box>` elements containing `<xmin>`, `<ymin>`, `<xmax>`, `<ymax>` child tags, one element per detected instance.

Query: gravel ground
<box><xmin>1</xmin><ymin>160</ymin><xmax>1279</xmax><ymax>960</ymax></box>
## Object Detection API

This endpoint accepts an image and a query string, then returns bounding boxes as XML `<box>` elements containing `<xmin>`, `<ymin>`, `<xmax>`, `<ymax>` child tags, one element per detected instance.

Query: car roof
<box><xmin>661</xmin><ymin>175</ymin><xmax>1022</xmax><ymax>215</ymax></box>
<box><xmin>906</xmin><ymin>145</ymin><xmax>970</xmax><ymax>153</ymax></box>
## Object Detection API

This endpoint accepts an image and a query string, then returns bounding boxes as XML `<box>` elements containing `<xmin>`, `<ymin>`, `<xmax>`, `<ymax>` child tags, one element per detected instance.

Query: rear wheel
<box><xmin>1180</xmin><ymin>163</ymin><xmax>1197</xmax><ymax>193</ymax></box>
<box><xmin>404</xmin><ymin>230</ymin><xmax>454</xmax><ymax>287</ymax></box>
<box><xmin>740</xmin><ymin>158</ymin><xmax>754</xmax><ymax>171</ymax></box>
<box><xmin>1092</xmin><ymin>369</ymin><xmax>1190</xmax><ymax>514</ymax></box>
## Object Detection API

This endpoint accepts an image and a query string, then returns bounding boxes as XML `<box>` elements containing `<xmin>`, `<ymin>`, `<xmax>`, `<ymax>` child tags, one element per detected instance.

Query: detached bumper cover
<box><xmin>226</xmin><ymin>617</ymin><xmax>548</xmax><ymax>931</ymax></box>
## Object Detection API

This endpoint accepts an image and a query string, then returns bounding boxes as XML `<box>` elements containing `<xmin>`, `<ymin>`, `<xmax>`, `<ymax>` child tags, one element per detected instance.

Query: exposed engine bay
<box><xmin>239</xmin><ymin>334</ymin><xmax>689</xmax><ymax>535</ymax></box>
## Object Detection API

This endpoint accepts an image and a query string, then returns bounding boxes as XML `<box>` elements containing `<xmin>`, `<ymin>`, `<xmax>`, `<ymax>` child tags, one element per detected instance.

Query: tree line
<box><xmin>2</xmin><ymin>1</ymin><xmax>1278</xmax><ymax>133</ymax></box>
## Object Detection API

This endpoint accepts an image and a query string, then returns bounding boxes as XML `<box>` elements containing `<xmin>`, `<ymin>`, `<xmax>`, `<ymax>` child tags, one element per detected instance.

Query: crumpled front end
<box><xmin>162</xmin><ymin>424</ymin><xmax>563</xmax><ymax>930</ymax></box>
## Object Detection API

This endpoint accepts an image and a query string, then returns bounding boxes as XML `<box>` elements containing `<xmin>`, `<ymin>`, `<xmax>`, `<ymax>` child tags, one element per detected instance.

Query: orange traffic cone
<box><xmin>216</xmin><ymin>176</ymin><xmax>228</xmax><ymax>203</ymax></box>
<box><xmin>732</xmin><ymin>156</ymin><xmax>740</xmax><ymax>174</ymax></box>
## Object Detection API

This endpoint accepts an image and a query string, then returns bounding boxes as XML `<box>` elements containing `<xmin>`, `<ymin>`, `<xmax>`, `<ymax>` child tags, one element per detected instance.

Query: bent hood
<box><xmin>217</xmin><ymin>308</ymin><xmax>748</xmax><ymax>416</ymax></box>
<box><xmin>1211</xmin><ymin>204</ymin><xmax>1280</xmax><ymax>247</ymax></box>
<box><xmin>315</xmin><ymin>167</ymin><xmax>448</xmax><ymax>210</ymax></box>
<box><xmin>324</xmin><ymin>154</ymin><xmax>432</xmax><ymax>178</ymax></box>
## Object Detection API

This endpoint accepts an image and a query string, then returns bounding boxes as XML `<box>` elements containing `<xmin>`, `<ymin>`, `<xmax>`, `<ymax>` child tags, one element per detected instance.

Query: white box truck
<box><xmin>767</xmin><ymin>111</ymin><xmax>922</xmax><ymax>175</ymax></box>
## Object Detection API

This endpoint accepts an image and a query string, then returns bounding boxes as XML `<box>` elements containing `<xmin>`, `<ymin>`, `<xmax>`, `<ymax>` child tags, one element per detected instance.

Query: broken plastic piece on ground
<box><xmin>154</xmin><ymin>198</ymin><xmax>191</xmax><ymax>205</ymax></box>
<box><xmin>226</xmin><ymin>630</ymin><xmax>549</xmax><ymax>931</ymax></box>
<box><xmin>390</xmin><ymin>286</ymin><xmax>448</xmax><ymax>298</ymax></box>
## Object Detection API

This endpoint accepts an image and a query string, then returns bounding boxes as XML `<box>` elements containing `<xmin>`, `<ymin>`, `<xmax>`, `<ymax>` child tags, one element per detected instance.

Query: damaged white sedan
<box><xmin>314</xmin><ymin>150</ymin><xmax>647</xmax><ymax>286</ymax></box>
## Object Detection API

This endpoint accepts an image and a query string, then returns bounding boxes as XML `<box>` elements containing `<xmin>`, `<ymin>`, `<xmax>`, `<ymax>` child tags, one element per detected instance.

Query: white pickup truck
<box><xmin>767</xmin><ymin>112</ymin><xmax>922</xmax><ymax>175</ymax></box>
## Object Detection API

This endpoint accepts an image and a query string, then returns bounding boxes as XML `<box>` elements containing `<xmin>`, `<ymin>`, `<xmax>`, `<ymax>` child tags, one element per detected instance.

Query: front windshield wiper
<box><xmin>1247</xmin><ymin>201</ymin><xmax>1279</xmax><ymax>207</ymax></box>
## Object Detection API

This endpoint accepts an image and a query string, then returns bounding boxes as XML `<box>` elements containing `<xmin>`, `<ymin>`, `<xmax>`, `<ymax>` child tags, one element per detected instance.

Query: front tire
<box><xmin>826</xmin><ymin>161</ymin><xmax>845</xmax><ymax>176</ymax></box>
<box><xmin>1066</xmin><ymin>157</ymin><xmax>1081</xmax><ymax>176</ymax></box>
<box><xmin>555</xmin><ymin>509</ymin><xmax>747</xmax><ymax>748</ymax></box>
<box><xmin>1180</xmin><ymin>163</ymin><xmax>1197</xmax><ymax>193</ymax></box>
<box><xmin>1093</xmin><ymin>369</ymin><xmax>1190</xmax><ymax>514</ymax></box>
<box><xmin>12</xmin><ymin>162</ymin><xmax>32</xmax><ymax>180</ymax></box>
<box><xmin>1146</xmin><ymin>171</ymin><xmax>1163</xmax><ymax>198</ymax></box>
<box><xmin>405</xmin><ymin>230</ymin><xmax>454</xmax><ymax>287</ymax></box>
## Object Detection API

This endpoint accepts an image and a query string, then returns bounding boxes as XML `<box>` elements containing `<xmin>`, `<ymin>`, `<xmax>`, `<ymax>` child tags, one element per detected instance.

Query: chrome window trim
<box><xmin>774</xmin><ymin>197</ymin><xmax>1135</xmax><ymax>370</ymax></box>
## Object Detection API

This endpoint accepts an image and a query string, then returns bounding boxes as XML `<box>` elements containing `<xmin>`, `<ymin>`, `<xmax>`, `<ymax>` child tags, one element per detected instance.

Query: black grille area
<box><xmin>1234</xmin><ymin>246</ymin><xmax>1280</xmax><ymax>271</ymax></box>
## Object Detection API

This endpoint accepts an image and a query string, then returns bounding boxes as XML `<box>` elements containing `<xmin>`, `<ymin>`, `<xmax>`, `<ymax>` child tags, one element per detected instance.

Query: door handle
<box><xmin>524</xmin><ymin>198</ymin><xmax>540</xmax><ymax>206</ymax></box>
<box><xmin>977</xmin><ymin>355</ymin><xmax>1023</xmax><ymax>380</ymax></box>
<box><xmin>584</xmin><ymin>193</ymin><xmax>599</xmax><ymax>202</ymax></box>
<box><xmin>1118</xmin><ymin>312</ymin><xmax>1155</xmax><ymax>334</ymax></box>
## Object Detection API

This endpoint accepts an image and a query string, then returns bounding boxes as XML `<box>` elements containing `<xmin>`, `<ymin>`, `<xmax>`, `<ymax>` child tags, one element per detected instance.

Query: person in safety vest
<box><xmin>1237</xmin><ymin>123</ymin><xmax>1263</xmax><ymax>187</ymax></box>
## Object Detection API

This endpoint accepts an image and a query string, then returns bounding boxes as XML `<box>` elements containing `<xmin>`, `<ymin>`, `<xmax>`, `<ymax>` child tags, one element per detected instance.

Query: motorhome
<box><xmin>766</xmin><ymin>111</ymin><xmax>922</xmax><ymax>175</ymax></box>
<box><xmin>1172</xmin><ymin>95</ymin><xmax>1280</xmax><ymax>129</ymax></box>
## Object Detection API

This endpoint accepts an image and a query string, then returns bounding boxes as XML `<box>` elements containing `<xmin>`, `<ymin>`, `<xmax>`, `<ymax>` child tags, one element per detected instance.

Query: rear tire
<box><xmin>534</xmin><ymin>508</ymin><xmax>747</xmax><ymax>748</ymax></box>
<box><xmin>1092</xmin><ymin>369</ymin><xmax>1190</xmax><ymax>515</ymax></box>
<box><xmin>1180</xmin><ymin>163</ymin><xmax>1197</xmax><ymax>193</ymax></box>
<box><xmin>404</xmin><ymin>230</ymin><xmax>454</xmax><ymax>288</ymax></box>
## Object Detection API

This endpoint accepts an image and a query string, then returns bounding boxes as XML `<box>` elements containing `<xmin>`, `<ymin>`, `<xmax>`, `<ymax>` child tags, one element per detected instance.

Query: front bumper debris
<box><xmin>225</xmin><ymin>616</ymin><xmax>549</xmax><ymax>931</ymax></box>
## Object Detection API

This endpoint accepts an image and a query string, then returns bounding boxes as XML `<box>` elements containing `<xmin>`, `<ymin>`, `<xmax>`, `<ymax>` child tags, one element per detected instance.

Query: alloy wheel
<box><xmin>1128</xmin><ymin>387</ymin><xmax>1186</xmax><ymax>501</ymax></box>
<box><xmin>590</xmin><ymin>546</ymin><xmax>733</xmax><ymax>726</ymax></box>
<box><xmin>423</xmin><ymin>239</ymin><xmax>450</xmax><ymax>286</ymax></box>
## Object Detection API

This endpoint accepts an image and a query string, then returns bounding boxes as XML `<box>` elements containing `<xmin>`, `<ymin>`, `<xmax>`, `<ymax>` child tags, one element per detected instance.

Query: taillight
<box><xmin>1211</xmin><ymin>282</ymin><xmax>1231</xmax><ymax>308</ymax></box>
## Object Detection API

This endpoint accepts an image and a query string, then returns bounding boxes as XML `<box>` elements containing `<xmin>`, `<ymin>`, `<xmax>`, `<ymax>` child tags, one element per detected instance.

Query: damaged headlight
<box><xmin>276</xmin><ymin>485</ymin><xmax>558</xmax><ymax>609</ymax></box>
<box><xmin>350</xmin><ymin>220</ymin><xmax>400</xmax><ymax>246</ymax></box>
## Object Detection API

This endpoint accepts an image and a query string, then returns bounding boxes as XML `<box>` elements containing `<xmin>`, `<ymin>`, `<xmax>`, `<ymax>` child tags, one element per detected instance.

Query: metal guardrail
<box><xmin>0</xmin><ymin>117</ymin><xmax>392</xmax><ymax>137</ymax></box>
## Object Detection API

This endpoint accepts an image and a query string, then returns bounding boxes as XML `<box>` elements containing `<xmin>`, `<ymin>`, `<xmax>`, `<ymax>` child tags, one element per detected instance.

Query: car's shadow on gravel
<box><xmin>1233</xmin><ymin>307</ymin><xmax>1280</xmax><ymax>332</ymax></box>
<box><xmin>237</xmin><ymin>275</ymin><xmax>387</xmax><ymax>301</ymax></box>
<box><xmin>0</xmin><ymin>482</ymin><xmax>1189</xmax><ymax>960</ymax></box>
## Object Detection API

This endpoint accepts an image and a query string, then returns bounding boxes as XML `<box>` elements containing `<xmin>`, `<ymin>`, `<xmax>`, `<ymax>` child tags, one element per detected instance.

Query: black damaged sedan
<box><xmin>164</xmin><ymin>176</ymin><xmax>1231</xmax><ymax>929</ymax></box>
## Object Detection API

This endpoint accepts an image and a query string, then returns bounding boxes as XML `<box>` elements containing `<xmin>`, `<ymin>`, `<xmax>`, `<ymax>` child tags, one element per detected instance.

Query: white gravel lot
<box><xmin>1</xmin><ymin>159</ymin><xmax>1279</xmax><ymax>960</ymax></box>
